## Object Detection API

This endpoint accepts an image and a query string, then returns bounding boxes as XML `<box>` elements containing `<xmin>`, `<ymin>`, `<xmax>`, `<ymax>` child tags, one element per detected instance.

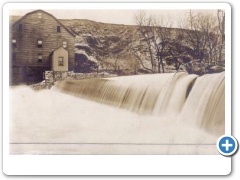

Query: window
<box><xmin>57</xmin><ymin>26</ymin><xmax>61</xmax><ymax>33</ymax></box>
<box><xmin>38</xmin><ymin>55</ymin><xmax>43</xmax><ymax>63</ymax></box>
<box><xmin>63</xmin><ymin>41</ymin><xmax>67</xmax><ymax>48</ymax></box>
<box><xmin>18</xmin><ymin>24</ymin><xmax>23</xmax><ymax>32</ymax></box>
<box><xmin>38</xmin><ymin>12</ymin><xmax>42</xmax><ymax>19</ymax></box>
<box><xmin>38</xmin><ymin>40</ymin><xmax>42</xmax><ymax>48</ymax></box>
<box><xmin>12</xmin><ymin>39</ymin><xmax>17</xmax><ymax>48</ymax></box>
<box><xmin>58</xmin><ymin>57</ymin><xmax>64</xmax><ymax>66</ymax></box>
<box><xmin>12</xmin><ymin>53</ymin><xmax>16</xmax><ymax>61</ymax></box>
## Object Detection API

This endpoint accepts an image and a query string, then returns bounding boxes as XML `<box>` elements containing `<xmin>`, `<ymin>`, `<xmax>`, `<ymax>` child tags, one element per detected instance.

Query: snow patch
<box><xmin>75</xmin><ymin>49</ymin><xmax>98</xmax><ymax>63</ymax></box>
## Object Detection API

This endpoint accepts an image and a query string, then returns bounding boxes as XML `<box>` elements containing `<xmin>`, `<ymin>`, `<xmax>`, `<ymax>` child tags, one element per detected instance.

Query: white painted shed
<box><xmin>51</xmin><ymin>47</ymin><xmax>68</xmax><ymax>71</ymax></box>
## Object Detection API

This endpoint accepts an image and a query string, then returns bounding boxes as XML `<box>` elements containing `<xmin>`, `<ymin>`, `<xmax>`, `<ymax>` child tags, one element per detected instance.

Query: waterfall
<box><xmin>54</xmin><ymin>72</ymin><xmax>225</xmax><ymax>136</ymax></box>
<box><xmin>181</xmin><ymin>72</ymin><xmax>225</xmax><ymax>136</ymax></box>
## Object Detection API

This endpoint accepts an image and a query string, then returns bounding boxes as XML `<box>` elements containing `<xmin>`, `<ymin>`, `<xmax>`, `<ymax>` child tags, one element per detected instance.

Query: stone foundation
<box><xmin>44</xmin><ymin>71</ymin><xmax>117</xmax><ymax>89</ymax></box>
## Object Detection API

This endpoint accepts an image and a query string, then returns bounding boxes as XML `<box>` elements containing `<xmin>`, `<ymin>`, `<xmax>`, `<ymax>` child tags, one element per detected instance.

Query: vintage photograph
<box><xmin>9</xmin><ymin>8</ymin><xmax>225</xmax><ymax>155</ymax></box>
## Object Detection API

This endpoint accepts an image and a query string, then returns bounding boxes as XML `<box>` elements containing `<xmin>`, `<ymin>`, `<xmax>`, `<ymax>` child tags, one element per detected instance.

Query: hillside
<box><xmin>59</xmin><ymin>19</ymin><xmax>150</xmax><ymax>74</ymax></box>
<box><xmin>60</xmin><ymin>19</ymin><xmax>225</xmax><ymax>75</ymax></box>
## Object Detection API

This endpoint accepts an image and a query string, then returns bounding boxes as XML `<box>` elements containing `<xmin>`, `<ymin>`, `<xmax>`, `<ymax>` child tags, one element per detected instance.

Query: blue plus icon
<box><xmin>217</xmin><ymin>135</ymin><xmax>238</xmax><ymax>156</ymax></box>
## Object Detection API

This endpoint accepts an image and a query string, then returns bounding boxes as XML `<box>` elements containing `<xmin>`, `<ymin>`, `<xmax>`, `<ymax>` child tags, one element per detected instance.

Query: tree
<box><xmin>180</xmin><ymin>10</ymin><xmax>224</xmax><ymax>65</ymax></box>
<box><xmin>181</xmin><ymin>10</ymin><xmax>207</xmax><ymax>62</ymax></box>
<box><xmin>134</xmin><ymin>11</ymin><xmax>156</xmax><ymax>73</ymax></box>
<box><xmin>127</xmin><ymin>40</ymin><xmax>153</xmax><ymax>72</ymax></box>
<box><xmin>134</xmin><ymin>11</ymin><xmax>174</xmax><ymax>73</ymax></box>
<box><xmin>151</xmin><ymin>17</ymin><xmax>173</xmax><ymax>73</ymax></box>
<box><xmin>167</xmin><ymin>29</ymin><xmax>193</xmax><ymax>70</ymax></box>
<box><xmin>217</xmin><ymin>9</ymin><xmax>225</xmax><ymax>65</ymax></box>
<box><xmin>132</xmin><ymin>10</ymin><xmax>225</xmax><ymax>75</ymax></box>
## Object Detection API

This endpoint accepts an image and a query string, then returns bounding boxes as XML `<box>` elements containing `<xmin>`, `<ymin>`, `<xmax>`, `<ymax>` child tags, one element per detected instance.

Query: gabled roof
<box><xmin>11</xmin><ymin>9</ymin><xmax>76</xmax><ymax>37</ymax></box>
<box><xmin>50</xmin><ymin>46</ymin><xmax>68</xmax><ymax>57</ymax></box>
<box><xmin>53</xmin><ymin>46</ymin><xmax>68</xmax><ymax>52</ymax></box>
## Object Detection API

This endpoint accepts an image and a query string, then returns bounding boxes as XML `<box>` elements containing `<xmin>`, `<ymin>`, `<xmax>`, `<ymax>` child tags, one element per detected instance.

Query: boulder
<box><xmin>205</xmin><ymin>65</ymin><xmax>225</xmax><ymax>74</ymax></box>
<box><xmin>185</xmin><ymin>62</ymin><xmax>206</xmax><ymax>76</ymax></box>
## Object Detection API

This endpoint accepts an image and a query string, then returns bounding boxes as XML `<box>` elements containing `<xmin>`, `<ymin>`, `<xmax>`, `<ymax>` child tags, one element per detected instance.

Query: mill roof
<box><xmin>11</xmin><ymin>9</ymin><xmax>76</xmax><ymax>37</ymax></box>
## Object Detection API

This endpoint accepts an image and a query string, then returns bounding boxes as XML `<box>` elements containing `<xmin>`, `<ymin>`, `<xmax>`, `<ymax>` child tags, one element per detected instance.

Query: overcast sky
<box><xmin>10</xmin><ymin>9</ymin><xmax>217</xmax><ymax>27</ymax></box>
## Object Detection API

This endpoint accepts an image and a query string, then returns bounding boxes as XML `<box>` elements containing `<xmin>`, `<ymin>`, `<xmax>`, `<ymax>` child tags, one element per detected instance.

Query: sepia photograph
<box><xmin>9</xmin><ymin>7</ymin><xmax>226</xmax><ymax>155</ymax></box>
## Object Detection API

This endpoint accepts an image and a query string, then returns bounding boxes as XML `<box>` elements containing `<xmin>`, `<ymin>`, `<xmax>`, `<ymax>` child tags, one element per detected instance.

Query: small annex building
<box><xmin>51</xmin><ymin>47</ymin><xmax>68</xmax><ymax>71</ymax></box>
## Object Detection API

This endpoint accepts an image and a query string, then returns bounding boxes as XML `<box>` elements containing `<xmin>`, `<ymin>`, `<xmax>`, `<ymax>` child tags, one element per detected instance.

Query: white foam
<box><xmin>9</xmin><ymin>86</ymin><xmax>218</xmax><ymax>154</ymax></box>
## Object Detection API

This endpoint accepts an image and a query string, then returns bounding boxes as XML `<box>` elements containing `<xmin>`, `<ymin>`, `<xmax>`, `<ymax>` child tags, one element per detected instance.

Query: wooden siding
<box><xmin>11</xmin><ymin>10</ymin><xmax>75</xmax><ymax>71</ymax></box>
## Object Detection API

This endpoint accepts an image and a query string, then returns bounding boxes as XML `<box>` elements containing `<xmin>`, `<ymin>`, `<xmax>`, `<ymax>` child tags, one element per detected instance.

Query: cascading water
<box><xmin>54</xmin><ymin>72</ymin><xmax>225</xmax><ymax>136</ymax></box>
<box><xmin>180</xmin><ymin>72</ymin><xmax>225</xmax><ymax>136</ymax></box>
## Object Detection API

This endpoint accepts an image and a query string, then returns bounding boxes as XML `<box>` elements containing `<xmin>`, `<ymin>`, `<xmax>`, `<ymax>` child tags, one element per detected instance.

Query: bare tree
<box><xmin>134</xmin><ymin>11</ymin><xmax>174</xmax><ymax>73</ymax></box>
<box><xmin>134</xmin><ymin>11</ymin><xmax>156</xmax><ymax>72</ymax></box>
<box><xmin>167</xmin><ymin>29</ymin><xmax>191</xmax><ymax>70</ymax></box>
<box><xmin>217</xmin><ymin>9</ymin><xmax>225</xmax><ymax>64</ymax></box>
<box><xmin>180</xmin><ymin>10</ymin><xmax>223</xmax><ymax>64</ymax></box>
<box><xmin>132</xmin><ymin>10</ymin><xmax>224</xmax><ymax>75</ymax></box>
<box><xmin>127</xmin><ymin>42</ymin><xmax>152</xmax><ymax>72</ymax></box>
<box><xmin>182</xmin><ymin>10</ymin><xmax>206</xmax><ymax>62</ymax></box>
<box><xmin>197</xmin><ymin>12</ymin><xmax>218</xmax><ymax>64</ymax></box>
<box><xmin>151</xmin><ymin>17</ymin><xmax>173</xmax><ymax>73</ymax></box>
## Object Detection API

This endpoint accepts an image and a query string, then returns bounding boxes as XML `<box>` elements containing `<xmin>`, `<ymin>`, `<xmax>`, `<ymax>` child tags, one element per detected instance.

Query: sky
<box><xmin>9</xmin><ymin>9</ymin><xmax>217</xmax><ymax>27</ymax></box>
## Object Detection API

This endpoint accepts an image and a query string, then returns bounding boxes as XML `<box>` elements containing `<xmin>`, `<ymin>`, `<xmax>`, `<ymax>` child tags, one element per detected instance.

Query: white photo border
<box><xmin>3</xmin><ymin>2</ymin><xmax>231</xmax><ymax>175</ymax></box>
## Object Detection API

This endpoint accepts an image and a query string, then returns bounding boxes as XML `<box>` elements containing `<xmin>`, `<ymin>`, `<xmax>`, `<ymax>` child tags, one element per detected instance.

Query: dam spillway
<box><xmin>54</xmin><ymin>72</ymin><xmax>225</xmax><ymax>136</ymax></box>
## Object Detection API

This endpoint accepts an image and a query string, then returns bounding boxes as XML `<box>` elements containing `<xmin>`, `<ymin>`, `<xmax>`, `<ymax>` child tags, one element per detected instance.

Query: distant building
<box><xmin>10</xmin><ymin>9</ymin><xmax>75</xmax><ymax>84</ymax></box>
